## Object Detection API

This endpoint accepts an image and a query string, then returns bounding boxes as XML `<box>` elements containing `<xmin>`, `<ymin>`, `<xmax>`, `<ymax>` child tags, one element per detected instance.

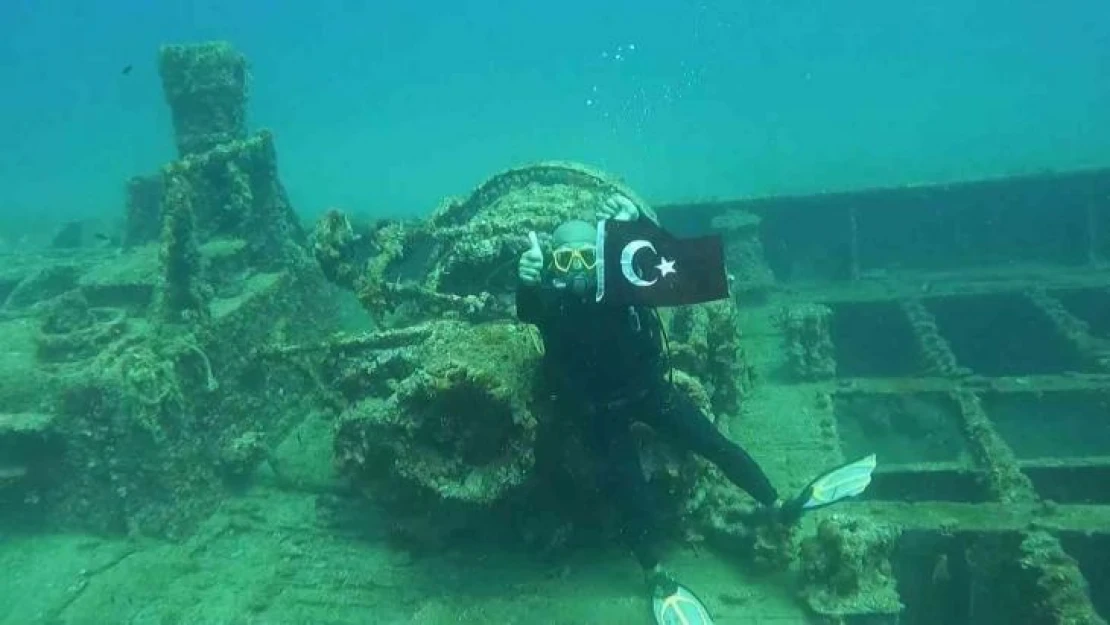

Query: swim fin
<box><xmin>652</xmin><ymin>582</ymin><xmax>715</xmax><ymax>625</ymax></box>
<box><xmin>791</xmin><ymin>453</ymin><xmax>877</xmax><ymax>513</ymax></box>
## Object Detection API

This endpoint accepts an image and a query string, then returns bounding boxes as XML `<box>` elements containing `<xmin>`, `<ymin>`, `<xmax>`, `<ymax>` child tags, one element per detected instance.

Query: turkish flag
<box><xmin>596</xmin><ymin>219</ymin><xmax>730</xmax><ymax>307</ymax></box>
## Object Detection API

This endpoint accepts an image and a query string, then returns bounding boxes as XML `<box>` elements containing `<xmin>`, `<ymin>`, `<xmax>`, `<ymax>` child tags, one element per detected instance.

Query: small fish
<box><xmin>92</xmin><ymin>232</ymin><xmax>121</xmax><ymax>247</ymax></box>
<box><xmin>121</xmin><ymin>65</ymin><xmax>132</xmax><ymax>75</ymax></box>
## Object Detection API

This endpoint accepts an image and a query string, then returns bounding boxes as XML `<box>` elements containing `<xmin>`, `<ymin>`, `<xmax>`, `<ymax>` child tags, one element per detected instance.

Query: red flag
<box><xmin>597</xmin><ymin>219</ymin><xmax>730</xmax><ymax>307</ymax></box>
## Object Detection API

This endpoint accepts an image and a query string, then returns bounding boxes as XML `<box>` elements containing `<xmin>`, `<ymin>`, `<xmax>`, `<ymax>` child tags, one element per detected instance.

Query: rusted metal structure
<box><xmin>662</xmin><ymin>168</ymin><xmax>1110</xmax><ymax>624</ymax></box>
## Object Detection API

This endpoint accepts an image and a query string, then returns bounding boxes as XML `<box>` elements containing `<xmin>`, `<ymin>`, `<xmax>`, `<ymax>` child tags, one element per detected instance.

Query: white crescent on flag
<box><xmin>620</xmin><ymin>240</ymin><xmax>657</xmax><ymax>286</ymax></box>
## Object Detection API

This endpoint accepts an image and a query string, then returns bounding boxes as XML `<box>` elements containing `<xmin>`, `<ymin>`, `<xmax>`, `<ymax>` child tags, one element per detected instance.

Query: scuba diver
<box><xmin>516</xmin><ymin>193</ymin><xmax>876</xmax><ymax>624</ymax></box>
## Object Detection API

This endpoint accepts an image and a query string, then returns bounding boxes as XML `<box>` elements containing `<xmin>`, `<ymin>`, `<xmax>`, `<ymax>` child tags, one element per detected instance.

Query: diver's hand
<box><xmin>772</xmin><ymin>497</ymin><xmax>804</xmax><ymax>525</ymax></box>
<box><xmin>596</xmin><ymin>194</ymin><xmax>640</xmax><ymax>222</ymax></box>
<box><xmin>518</xmin><ymin>231</ymin><xmax>543</xmax><ymax>286</ymax></box>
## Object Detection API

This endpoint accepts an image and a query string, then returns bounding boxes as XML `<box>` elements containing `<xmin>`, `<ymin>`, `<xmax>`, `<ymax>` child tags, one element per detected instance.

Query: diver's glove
<box><xmin>771</xmin><ymin>497</ymin><xmax>805</xmax><ymax>526</ymax></box>
<box><xmin>518</xmin><ymin>231</ymin><xmax>544</xmax><ymax>286</ymax></box>
<box><xmin>596</xmin><ymin>194</ymin><xmax>640</xmax><ymax>222</ymax></box>
<box><xmin>645</xmin><ymin>564</ymin><xmax>680</xmax><ymax>598</ymax></box>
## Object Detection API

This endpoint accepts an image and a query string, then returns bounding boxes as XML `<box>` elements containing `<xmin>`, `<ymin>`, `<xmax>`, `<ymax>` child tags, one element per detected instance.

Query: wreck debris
<box><xmin>848</xmin><ymin>205</ymin><xmax>860</xmax><ymax>281</ymax></box>
<box><xmin>156</xmin><ymin>167</ymin><xmax>208</xmax><ymax>324</ymax></box>
<box><xmin>123</xmin><ymin>174</ymin><xmax>164</xmax><ymax>249</ymax></box>
<box><xmin>2</xmin><ymin>264</ymin><xmax>82</xmax><ymax>311</ymax></box>
<box><xmin>150</xmin><ymin>132</ymin><xmax>309</xmax><ymax>272</ymax></box>
<box><xmin>0</xmin><ymin>41</ymin><xmax>337</xmax><ymax>539</ymax></box>
<box><xmin>1024</xmin><ymin>288</ymin><xmax>1110</xmax><ymax>371</ymax></box>
<box><xmin>219</xmin><ymin>430</ymin><xmax>267</xmax><ymax>481</ymax></box>
<box><xmin>333</xmin><ymin>321</ymin><xmax>538</xmax><ymax>502</ymax></box>
<box><xmin>799</xmin><ymin>515</ymin><xmax>903</xmax><ymax>619</ymax></box>
<box><xmin>311</xmin><ymin>161</ymin><xmax>653</xmax><ymax>326</ymax></box>
<box><xmin>311</xmin><ymin>209</ymin><xmax>367</xmax><ymax>292</ymax></box>
<box><xmin>665</xmin><ymin>301</ymin><xmax>753</xmax><ymax>416</ymax></box>
<box><xmin>710</xmin><ymin>209</ymin><xmax>776</xmax><ymax>298</ymax></box>
<box><xmin>126</xmin><ymin>41</ymin><xmax>305</xmax><ymax>268</ymax></box>
<box><xmin>775</xmin><ymin>303</ymin><xmax>836</xmax><ymax>380</ymax></box>
<box><xmin>36</xmin><ymin>291</ymin><xmax>128</xmax><ymax>362</ymax></box>
<box><xmin>949</xmin><ymin>389</ymin><xmax>1036</xmax><ymax>503</ymax></box>
<box><xmin>329</xmin><ymin>320</ymin><xmax>541</xmax><ymax>543</ymax></box>
<box><xmin>306</xmin><ymin>161</ymin><xmax>755</xmax><ymax>549</ymax></box>
<box><xmin>158</xmin><ymin>41</ymin><xmax>249</xmax><ymax>157</ymax></box>
<box><xmin>1016</xmin><ymin>531</ymin><xmax>1106</xmax><ymax>625</ymax></box>
<box><xmin>901</xmin><ymin>298</ymin><xmax>967</xmax><ymax>377</ymax></box>
<box><xmin>0</xmin><ymin>411</ymin><xmax>57</xmax><ymax>493</ymax></box>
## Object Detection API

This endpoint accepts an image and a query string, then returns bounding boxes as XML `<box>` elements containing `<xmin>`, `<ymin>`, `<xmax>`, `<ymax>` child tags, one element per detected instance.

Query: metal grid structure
<box><xmin>665</xmin><ymin>168</ymin><xmax>1110</xmax><ymax>624</ymax></box>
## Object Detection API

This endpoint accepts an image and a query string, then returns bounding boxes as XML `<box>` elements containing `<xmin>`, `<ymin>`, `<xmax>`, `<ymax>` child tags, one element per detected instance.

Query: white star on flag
<box><xmin>655</xmin><ymin>257</ymin><xmax>676</xmax><ymax>277</ymax></box>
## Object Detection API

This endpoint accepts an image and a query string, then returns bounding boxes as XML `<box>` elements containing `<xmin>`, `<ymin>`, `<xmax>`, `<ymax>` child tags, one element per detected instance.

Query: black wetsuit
<box><xmin>516</xmin><ymin>283</ymin><xmax>779</xmax><ymax>570</ymax></box>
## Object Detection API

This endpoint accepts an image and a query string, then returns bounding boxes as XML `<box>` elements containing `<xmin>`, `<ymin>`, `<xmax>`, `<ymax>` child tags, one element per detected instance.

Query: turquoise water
<box><xmin>2</xmin><ymin>3</ymin><xmax>1109</xmax><ymax>624</ymax></box>
<box><xmin>2</xmin><ymin>0</ymin><xmax>1108</xmax><ymax>224</ymax></box>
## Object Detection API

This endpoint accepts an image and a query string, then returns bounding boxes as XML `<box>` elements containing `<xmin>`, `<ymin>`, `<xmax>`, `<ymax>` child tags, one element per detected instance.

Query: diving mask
<box><xmin>547</xmin><ymin>245</ymin><xmax>597</xmax><ymax>298</ymax></box>
<box><xmin>551</xmin><ymin>245</ymin><xmax>598</xmax><ymax>273</ymax></box>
